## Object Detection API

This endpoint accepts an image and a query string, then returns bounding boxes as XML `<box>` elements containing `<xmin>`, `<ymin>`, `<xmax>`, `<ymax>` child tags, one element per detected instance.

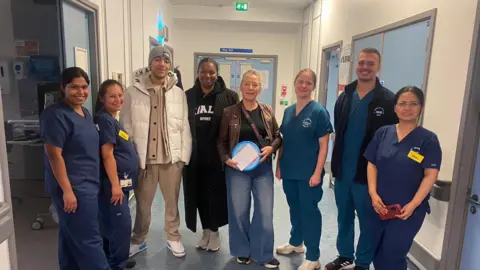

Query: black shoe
<box><xmin>263</xmin><ymin>258</ymin><xmax>280</xmax><ymax>269</ymax></box>
<box><xmin>325</xmin><ymin>256</ymin><xmax>354</xmax><ymax>270</ymax></box>
<box><xmin>236</xmin><ymin>257</ymin><xmax>251</xmax><ymax>265</ymax></box>
<box><xmin>124</xmin><ymin>259</ymin><xmax>136</xmax><ymax>269</ymax></box>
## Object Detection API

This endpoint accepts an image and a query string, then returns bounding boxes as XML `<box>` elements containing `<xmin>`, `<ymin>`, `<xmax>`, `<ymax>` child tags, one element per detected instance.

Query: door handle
<box><xmin>468</xmin><ymin>194</ymin><xmax>480</xmax><ymax>206</ymax></box>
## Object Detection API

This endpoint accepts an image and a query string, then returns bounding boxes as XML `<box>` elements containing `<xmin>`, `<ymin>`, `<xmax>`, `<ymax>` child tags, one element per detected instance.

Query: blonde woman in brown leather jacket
<box><xmin>217</xmin><ymin>70</ymin><xmax>282</xmax><ymax>269</ymax></box>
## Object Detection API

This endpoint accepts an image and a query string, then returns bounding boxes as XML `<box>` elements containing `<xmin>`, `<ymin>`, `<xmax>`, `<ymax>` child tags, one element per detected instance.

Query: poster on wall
<box><xmin>338</xmin><ymin>44</ymin><xmax>352</xmax><ymax>92</ymax></box>
<box><xmin>74</xmin><ymin>47</ymin><xmax>89</xmax><ymax>74</ymax></box>
<box><xmin>15</xmin><ymin>40</ymin><xmax>39</xmax><ymax>57</ymax></box>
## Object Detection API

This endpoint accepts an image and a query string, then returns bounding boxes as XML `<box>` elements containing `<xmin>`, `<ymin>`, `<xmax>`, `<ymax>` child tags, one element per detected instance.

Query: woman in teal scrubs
<box><xmin>275</xmin><ymin>68</ymin><xmax>332</xmax><ymax>270</ymax></box>
<box><xmin>364</xmin><ymin>86</ymin><xmax>442</xmax><ymax>270</ymax></box>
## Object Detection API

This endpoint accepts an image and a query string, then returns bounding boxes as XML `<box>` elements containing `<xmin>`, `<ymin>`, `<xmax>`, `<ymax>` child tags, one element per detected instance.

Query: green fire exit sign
<box><xmin>236</xmin><ymin>2</ymin><xmax>248</xmax><ymax>11</ymax></box>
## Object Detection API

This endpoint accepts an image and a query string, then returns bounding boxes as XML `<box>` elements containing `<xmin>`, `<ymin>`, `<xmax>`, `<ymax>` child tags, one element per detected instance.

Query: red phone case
<box><xmin>379</xmin><ymin>204</ymin><xmax>402</xmax><ymax>220</ymax></box>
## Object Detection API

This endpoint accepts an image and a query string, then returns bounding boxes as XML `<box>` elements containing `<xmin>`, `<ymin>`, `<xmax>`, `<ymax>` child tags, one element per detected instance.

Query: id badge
<box><xmin>120</xmin><ymin>179</ymin><xmax>132</xmax><ymax>188</ymax></box>
<box><xmin>408</xmin><ymin>150</ymin><xmax>424</xmax><ymax>163</ymax></box>
<box><xmin>119</xmin><ymin>130</ymin><xmax>129</xmax><ymax>141</ymax></box>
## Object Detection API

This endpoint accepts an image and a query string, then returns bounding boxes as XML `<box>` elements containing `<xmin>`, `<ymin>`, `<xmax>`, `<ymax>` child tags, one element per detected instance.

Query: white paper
<box><xmin>232</xmin><ymin>144</ymin><xmax>259</xmax><ymax>171</ymax></box>
<box><xmin>74</xmin><ymin>47</ymin><xmax>89</xmax><ymax>73</ymax></box>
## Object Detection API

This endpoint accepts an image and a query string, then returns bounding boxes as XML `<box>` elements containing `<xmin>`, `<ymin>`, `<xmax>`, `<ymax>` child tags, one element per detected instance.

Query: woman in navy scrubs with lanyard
<box><xmin>95</xmin><ymin>80</ymin><xmax>138</xmax><ymax>270</ymax></box>
<box><xmin>364</xmin><ymin>86</ymin><xmax>442</xmax><ymax>270</ymax></box>
<box><xmin>40</xmin><ymin>67</ymin><xmax>110</xmax><ymax>270</ymax></box>
<box><xmin>276</xmin><ymin>68</ymin><xmax>332</xmax><ymax>270</ymax></box>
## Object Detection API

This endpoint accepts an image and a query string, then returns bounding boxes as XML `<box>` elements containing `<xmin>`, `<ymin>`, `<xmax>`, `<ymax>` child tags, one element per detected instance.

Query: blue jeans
<box><xmin>283</xmin><ymin>179</ymin><xmax>323</xmax><ymax>261</ymax></box>
<box><xmin>225</xmin><ymin>162</ymin><xmax>274</xmax><ymax>264</ymax></box>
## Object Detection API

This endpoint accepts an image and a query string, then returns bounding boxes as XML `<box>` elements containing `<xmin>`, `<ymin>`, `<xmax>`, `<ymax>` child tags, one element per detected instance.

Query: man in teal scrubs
<box><xmin>325</xmin><ymin>48</ymin><xmax>398</xmax><ymax>270</ymax></box>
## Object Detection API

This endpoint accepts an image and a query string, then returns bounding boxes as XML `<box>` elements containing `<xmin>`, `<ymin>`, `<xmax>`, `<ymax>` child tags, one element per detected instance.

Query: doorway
<box><xmin>319</xmin><ymin>42</ymin><xmax>342</xmax><ymax>164</ymax></box>
<box><xmin>194</xmin><ymin>53</ymin><xmax>278</xmax><ymax>109</ymax></box>
<box><xmin>440</xmin><ymin>2</ymin><xmax>480</xmax><ymax>269</ymax></box>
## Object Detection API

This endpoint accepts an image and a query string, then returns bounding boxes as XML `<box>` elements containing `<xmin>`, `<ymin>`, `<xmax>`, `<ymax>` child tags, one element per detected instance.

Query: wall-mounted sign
<box><xmin>236</xmin><ymin>2</ymin><xmax>248</xmax><ymax>11</ymax></box>
<box><xmin>338</xmin><ymin>44</ymin><xmax>352</xmax><ymax>91</ymax></box>
<box><xmin>15</xmin><ymin>40</ymin><xmax>39</xmax><ymax>57</ymax></box>
<box><xmin>220</xmin><ymin>48</ymin><xmax>253</xmax><ymax>53</ymax></box>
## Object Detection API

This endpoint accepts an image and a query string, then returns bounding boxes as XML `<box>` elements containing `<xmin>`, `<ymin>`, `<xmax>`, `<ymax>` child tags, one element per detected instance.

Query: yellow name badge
<box><xmin>119</xmin><ymin>130</ymin><xmax>129</xmax><ymax>141</ymax></box>
<box><xmin>408</xmin><ymin>150</ymin><xmax>424</xmax><ymax>163</ymax></box>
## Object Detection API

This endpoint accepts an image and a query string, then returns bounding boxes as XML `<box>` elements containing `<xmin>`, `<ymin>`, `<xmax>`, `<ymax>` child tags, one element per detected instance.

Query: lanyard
<box><xmin>240</xmin><ymin>103</ymin><xmax>264</xmax><ymax>145</ymax></box>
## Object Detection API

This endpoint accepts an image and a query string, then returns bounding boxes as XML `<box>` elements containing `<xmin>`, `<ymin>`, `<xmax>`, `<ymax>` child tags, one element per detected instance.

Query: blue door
<box><xmin>460</xmin><ymin>137</ymin><xmax>480</xmax><ymax>269</ymax></box>
<box><xmin>381</xmin><ymin>20</ymin><xmax>430</xmax><ymax>92</ymax></box>
<box><xmin>325</xmin><ymin>50</ymin><xmax>339</xmax><ymax>162</ymax></box>
<box><xmin>235</xmin><ymin>58</ymin><xmax>275</xmax><ymax>107</ymax></box>
<box><xmin>195</xmin><ymin>55</ymin><xmax>276</xmax><ymax>108</ymax></box>
<box><xmin>62</xmin><ymin>2</ymin><xmax>92</xmax><ymax>112</ymax></box>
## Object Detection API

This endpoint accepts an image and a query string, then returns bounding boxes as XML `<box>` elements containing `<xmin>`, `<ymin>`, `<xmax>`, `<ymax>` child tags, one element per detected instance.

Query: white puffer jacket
<box><xmin>120</xmin><ymin>67</ymin><xmax>192</xmax><ymax>169</ymax></box>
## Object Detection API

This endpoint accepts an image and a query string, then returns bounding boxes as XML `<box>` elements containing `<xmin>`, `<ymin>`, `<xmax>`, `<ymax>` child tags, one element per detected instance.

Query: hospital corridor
<box><xmin>0</xmin><ymin>0</ymin><xmax>480</xmax><ymax>270</ymax></box>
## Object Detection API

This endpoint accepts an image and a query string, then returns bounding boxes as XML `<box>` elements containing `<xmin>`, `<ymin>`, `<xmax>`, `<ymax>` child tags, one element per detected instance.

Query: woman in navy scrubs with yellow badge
<box><xmin>95</xmin><ymin>80</ymin><xmax>139</xmax><ymax>270</ymax></box>
<box><xmin>364</xmin><ymin>86</ymin><xmax>442</xmax><ymax>270</ymax></box>
<box><xmin>40</xmin><ymin>67</ymin><xmax>110</xmax><ymax>270</ymax></box>
<box><xmin>276</xmin><ymin>68</ymin><xmax>332</xmax><ymax>270</ymax></box>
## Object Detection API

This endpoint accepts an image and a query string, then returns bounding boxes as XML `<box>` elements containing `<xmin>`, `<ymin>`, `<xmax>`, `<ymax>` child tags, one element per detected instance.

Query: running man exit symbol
<box><xmin>236</xmin><ymin>2</ymin><xmax>248</xmax><ymax>11</ymax></box>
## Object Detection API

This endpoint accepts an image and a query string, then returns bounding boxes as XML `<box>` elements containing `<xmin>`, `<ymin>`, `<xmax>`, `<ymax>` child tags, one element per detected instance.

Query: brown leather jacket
<box><xmin>217</xmin><ymin>102</ymin><xmax>282</xmax><ymax>164</ymax></box>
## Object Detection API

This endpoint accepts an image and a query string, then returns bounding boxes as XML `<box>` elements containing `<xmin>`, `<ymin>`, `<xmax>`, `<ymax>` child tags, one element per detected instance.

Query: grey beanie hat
<box><xmin>148</xmin><ymin>46</ymin><xmax>172</xmax><ymax>65</ymax></box>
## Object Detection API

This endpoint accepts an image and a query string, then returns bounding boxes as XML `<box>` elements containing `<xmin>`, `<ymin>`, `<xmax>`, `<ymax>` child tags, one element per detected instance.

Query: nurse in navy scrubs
<box><xmin>95</xmin><ymin>80</ymin><xmax>138</xmax><ymax>270</ymax></box>
<box><xmin>275</xmin><ymin>68</ymin><xmax>332</xmax><ymax>270</ymax></box>
<box><xmin>364</xmin><ymin>86</ymin><xmax>442</xmax><ymax>270</ymax></box>
<box><xmin>40</xmin><ymin>67</ymin><xmax>110</xmax><ymax>270</ymax></box>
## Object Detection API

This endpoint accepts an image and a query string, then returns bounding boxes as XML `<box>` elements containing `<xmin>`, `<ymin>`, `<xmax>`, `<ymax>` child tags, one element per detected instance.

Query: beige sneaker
<box><xmin>206</xmin><ymin>231</ymin><xmax>220</xmax><ymax>252</ymax></box>
<box><xmin>196</xmin><ymin>229</ymin><xmax>210</xmax><ymax>250</ymax></box>
<box><xmin>298</xmin><ymin>260</ymin><xmax>321</xmax><ymax>270</ymax></box>
<box><xmin>275</xmin><ymin>243</ymin><xmax>306</xmax><ymax>255</ymax></box>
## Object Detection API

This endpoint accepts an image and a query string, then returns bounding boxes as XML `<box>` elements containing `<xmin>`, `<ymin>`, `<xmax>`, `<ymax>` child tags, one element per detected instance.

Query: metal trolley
<box><xmin>5</xmin><ymin>120</ymin><xmax>58</xmax><ymax>230</ymax></box>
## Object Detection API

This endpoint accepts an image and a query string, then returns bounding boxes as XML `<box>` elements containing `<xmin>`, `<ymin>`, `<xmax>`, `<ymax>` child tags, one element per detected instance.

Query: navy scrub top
<box><xmin>95</xmin><ymin>110</ymin><xmax>139</xmax><ymax>192</ymax></box>
<box><xmin>364</xmin><ymin>125</ymin><xmax>442</xmax><ymax>212</ymax></box>
<box><xmin>280</xmin><ymin>101</ymin><xmax>333</xmax><ymax>180</ymax></box>
<box><xmin>40</xmin><ymin>101</ymin><xmax>100</xmax><ymax>196</ymax></box>
<box><xmin>341</xmin><ymin>89</ymin><xmax>374</xmax><ymax>181</ymax></box>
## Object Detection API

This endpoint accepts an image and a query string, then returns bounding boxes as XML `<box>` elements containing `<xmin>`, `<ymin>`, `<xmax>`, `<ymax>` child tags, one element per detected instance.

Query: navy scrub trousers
<box><xmin>96</xmin><ymin>110</ymin><xmax>139</xmax><ymax>270</ymax></box>
<box><xmin>364</xmin><ymin>125</ymin><xmax>442</xmax><ymax>270</ymax></box>
<box><xmin>279</xmin><ymin>101</ymin><xmax>333</xmax><ymax>261</ymax></box>
<box><xmin>99</xmin><ymin>190</ymin><xmax>132</xmax><ymax>270</ymax></box>
<box><xmin>40</xmin><ymin>102</ymin><xmax>110</xmax><ymax>270</ymax></box>
<box><xmin>334</xmin><ymin>90</ymin><xmax>376</xmax><ymax>268</ymax></box>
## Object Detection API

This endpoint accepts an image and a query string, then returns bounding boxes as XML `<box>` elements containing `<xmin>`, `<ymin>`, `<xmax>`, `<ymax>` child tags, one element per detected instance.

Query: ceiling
<box><xmin>169</xmin><ymin>0</ymin><xmax>312</xmax><ymax>10</ymax></box>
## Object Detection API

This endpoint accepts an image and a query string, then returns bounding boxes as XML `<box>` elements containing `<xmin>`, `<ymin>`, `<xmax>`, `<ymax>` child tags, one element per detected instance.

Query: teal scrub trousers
<box><xmin>282</xmin><ymin>179</ymin><xmax>323</xmax><ymax>261</ymax></box>
<box><xmin>334</xmin><ymin>175</ymin><xmax>376</xmax><ymax>269</ymax></box>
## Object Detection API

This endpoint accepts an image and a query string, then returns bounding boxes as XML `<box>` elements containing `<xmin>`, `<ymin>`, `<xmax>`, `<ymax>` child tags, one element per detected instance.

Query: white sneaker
<box><xmin>129</xmin><ymin>242</ymin><xmax>147</xmax><ymax>257</ymax></box>
<box><xmin>276</xmin><ymin>243</ymin><xmax>306</xmax><ymax>255</ymax></box>
<box><xmin>298</xmin><ymin>260</ymin><xmax>321</xmax><ymax>270</ymax></box>
<box><xmin>167</xmin><ymin>240</ymin><xmax>186</xmax><ymax>257</ymax></box>
<box><xmin>196</xmin><ymin>229</ymin><xmax>210</xmax><ymax>250</ymax></box>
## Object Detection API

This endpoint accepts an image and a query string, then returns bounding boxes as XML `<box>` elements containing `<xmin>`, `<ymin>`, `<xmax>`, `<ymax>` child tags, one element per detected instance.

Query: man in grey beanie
<box><xmin>120</xmin><ymin>46</ymin><xmax>192</xmax><ymax>258</ymax></box>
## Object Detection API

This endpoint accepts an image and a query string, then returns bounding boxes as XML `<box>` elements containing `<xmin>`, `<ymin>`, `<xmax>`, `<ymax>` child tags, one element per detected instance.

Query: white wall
<box><xmin>91</xmin><ymin>0</ymin><xmax>174</xmax><ymax>85</ymax></box>
<box><xmin>174</xmin><ymin>20</ymin><xmax>300</xmax><ymax>121</ymax></box>
<box><xmin>314</xmin><ymin>0</ymin><xmax>479</xmax><ymax>262</ymax></box>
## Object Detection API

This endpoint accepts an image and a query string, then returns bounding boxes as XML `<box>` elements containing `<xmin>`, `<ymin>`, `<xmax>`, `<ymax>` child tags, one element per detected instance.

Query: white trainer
<box><xmin>275</xmin><ymin>243</ymin><xmax>306</xmax><ymax>255</ymax></box>
<box><xmin>129</xmin><ymin>242</ymin><xmax>147</xmax><ymax>257</ymax></box>
<box><xmin>167</xmin><ymin>240</ymin><xmax>186</xmax><ymax>257</ymax></box>
<box><xmin>298</xmin><ymin>260</ymin><xmax>321</xmax><ymax>270</ymax></box>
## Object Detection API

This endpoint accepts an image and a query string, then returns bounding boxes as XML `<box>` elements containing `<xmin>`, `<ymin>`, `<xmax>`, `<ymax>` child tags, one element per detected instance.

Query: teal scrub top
<box><xmin>340</xmin><ymin>89</ymin><xmax>374</xmax><ymax>182</ymax></box>
<box><xmin>279</xmin><ymin>101</ymin><xmax>333</xmax><ymax>180</ymax></box>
